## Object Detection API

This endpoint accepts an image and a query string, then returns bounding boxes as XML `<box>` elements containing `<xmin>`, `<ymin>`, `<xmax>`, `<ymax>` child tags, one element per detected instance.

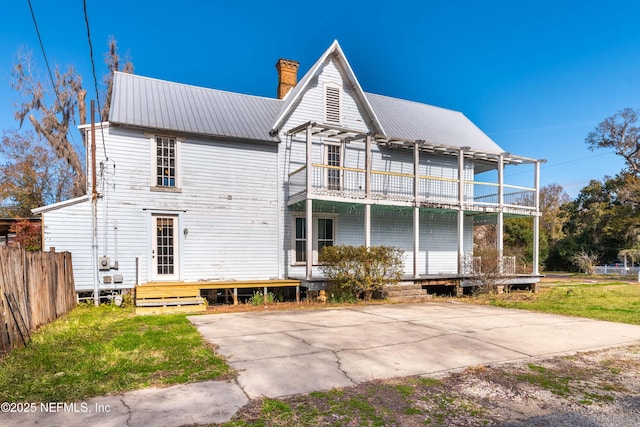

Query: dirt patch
<box><xmin>226</xmin><ymin>345</ymin><xmax>640</xmax><ymax>426</ymax></box>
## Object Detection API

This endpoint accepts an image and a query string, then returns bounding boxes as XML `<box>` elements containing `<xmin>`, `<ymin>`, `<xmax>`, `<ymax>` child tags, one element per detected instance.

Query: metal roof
<box><xmin>109</xmin><ymin>58</ymin><xmax>510</xmax><ymax>156</ymax></box>
<box><xmin>365</xmin><ymin>92</ymin><xmax>505</xmax><ymax>154</ymax></box>
<box><xmin>109</xmin><ymin>72</ymin><xmax>282</xmax><ymax>142</ymax></box>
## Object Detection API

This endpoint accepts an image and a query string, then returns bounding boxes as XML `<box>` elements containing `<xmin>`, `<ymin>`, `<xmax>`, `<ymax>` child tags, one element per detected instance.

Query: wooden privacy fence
<box><xmin>0</xmin><ymin>247</ymin><xmax>76</xmax><ymax>355</ymax></box>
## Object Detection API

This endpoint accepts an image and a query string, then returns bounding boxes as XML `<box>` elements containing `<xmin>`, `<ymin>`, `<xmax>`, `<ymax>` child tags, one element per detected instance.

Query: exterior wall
<box><xmin>278</xmin><ymin>54</ymin><xmax>475</xmax><ymax>280</ymax></box>
<box><xmin>286</xmin><ymin>205</ymin><xmax>473</xmax><ymax>279</ymax></box>
<box><xmin>43</xmin><ymin>125</ymin><xmax>280</xmax><ymax>291</ymax></box>
<box><xmin>40</xmin><ymin>200</ymin><xmax>94</xmax><ymax>291</ymax></box>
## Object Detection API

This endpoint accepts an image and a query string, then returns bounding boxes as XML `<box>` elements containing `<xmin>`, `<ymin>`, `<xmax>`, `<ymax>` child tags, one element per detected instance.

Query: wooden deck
<box><xmin>135</xmin><ymin>279</ymin><xmax>302</xmax><ymax>314</ymax></box>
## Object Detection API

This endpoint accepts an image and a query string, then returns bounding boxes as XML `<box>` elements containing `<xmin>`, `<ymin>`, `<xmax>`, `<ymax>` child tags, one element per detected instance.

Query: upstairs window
<box><xmin>324</xmin><ymin>83</ymin><xmax>341</xmax><ymax>124</ymax></box>
<box><xmin>156</xmin><ymin>136</ymin><xmax>176</xmax><ymax>187</ymax></box>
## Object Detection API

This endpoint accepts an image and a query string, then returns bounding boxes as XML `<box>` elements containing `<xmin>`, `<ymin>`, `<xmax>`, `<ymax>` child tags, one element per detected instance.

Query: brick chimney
<box><xmin>276</xmin><ymin>58</ymin><xmax>299</xmax><ymax>99</ymax></box>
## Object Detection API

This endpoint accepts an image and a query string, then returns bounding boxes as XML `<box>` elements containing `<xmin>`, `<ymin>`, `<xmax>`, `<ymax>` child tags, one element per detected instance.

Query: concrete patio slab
<box><xmin>190</xmin><ymin>302</ymin><xmax>640</xmax><ymax>400</ymax></box>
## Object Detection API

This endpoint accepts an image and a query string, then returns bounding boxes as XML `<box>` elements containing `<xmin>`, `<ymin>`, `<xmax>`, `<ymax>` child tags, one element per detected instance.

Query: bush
<box><xmin>10</xmin><ymin>220</ymin><xmax>41</xmax><ymax>251</ymax></box>
<box><xmin>570</xmin><ymin>251</ymin><xmax>598</xmax><ymax>275</ymax></box>
<box><xmin>248</xmin><ymin>291</ymin><xmax>275</xmax><ymax>305</ymax></box>
<box><xmin>319</xmin><ymin>245</ymin><xmax>404</xmax><ymax>301</ymax></box>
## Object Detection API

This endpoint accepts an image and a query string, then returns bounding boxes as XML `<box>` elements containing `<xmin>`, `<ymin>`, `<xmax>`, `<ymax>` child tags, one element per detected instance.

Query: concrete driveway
<box><xmin>189</xmin><ymin>302</ymin><xmax>640</xmax><ymax>399</ymax></box>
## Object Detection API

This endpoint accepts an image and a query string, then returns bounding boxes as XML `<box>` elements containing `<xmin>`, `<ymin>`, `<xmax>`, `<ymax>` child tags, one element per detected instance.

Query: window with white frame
<box><xmin>156</xmin><ymin>136</ymin><xmax>177</xmax><ymax>187</ymax></box>
<box><xmin>293</xmin><ymin>216</ymin><xmax>336</xmax><ymax>264</ymax></box>
<box><xmin>324</xmin><ymin>83</ymin><xmax>341</xmax><ymax>124</ymax></box>
<box><xmin>325</xmin><ymin>143</ymin><xmax>341</xmax><ymax>190</ymax></box>
<box><xmin>295</xmin><ymin>217</ymin><xmax>307</xmax><ymax>263</ymax></box>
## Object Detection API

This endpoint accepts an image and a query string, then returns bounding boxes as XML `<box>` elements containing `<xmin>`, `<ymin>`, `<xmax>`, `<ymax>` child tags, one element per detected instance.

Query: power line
<box><xmin>26</xmin><ymin>0</ymin><xmax>83</xmax><ymax>157</ymax></box>
<box><xmin>504</xmin><ymin>151</ymin><xmax>614</xmax><ymax>178</ymax></box>
<box><xmin>82</xmin><ymin>0</ymin><xmax>109</xmax><ymax>161</ymax></box>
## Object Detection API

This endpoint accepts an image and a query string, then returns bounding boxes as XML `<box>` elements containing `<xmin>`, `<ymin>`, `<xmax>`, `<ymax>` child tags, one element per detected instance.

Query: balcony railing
<box><xmin>288</xmin><ymin>164</ymin><xmax>536</xmax><ymax>212</ymax></box>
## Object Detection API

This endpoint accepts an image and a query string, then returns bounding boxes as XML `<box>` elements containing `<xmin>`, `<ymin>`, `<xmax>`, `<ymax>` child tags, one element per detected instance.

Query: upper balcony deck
<box><xmin>286</xmin><ymin>122</ymin><xmax>542</xmax><ymax>217</ymax></box>
<box><xmin>288</xmin><ymin>164</ymin><xmax>537</xmax><ymax>215</ymax></box>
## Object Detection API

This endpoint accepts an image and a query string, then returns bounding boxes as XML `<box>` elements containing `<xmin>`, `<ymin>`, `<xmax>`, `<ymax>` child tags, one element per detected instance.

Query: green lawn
<box><xmin>486</xmin><ymin>282</ymin><xmax>640</xmax><ymax>325</ymax></box>
<box><xmin>0</xmin><ymin>304</ymin><xmax>232</xmax><ymax>402</ymax></box>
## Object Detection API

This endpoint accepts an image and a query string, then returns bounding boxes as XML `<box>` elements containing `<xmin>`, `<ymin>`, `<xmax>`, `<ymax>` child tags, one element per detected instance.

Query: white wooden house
<box><xmin>33</xmin><ymin>41</ymin><xmax>542</xmax><ymax>301</ymax></box>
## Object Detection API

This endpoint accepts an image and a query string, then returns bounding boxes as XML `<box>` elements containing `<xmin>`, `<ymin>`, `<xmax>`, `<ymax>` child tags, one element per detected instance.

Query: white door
<box><xmin>152</xmin><ymin>215</ymin><xmax>179</xmax><ymax>280</ymax></box>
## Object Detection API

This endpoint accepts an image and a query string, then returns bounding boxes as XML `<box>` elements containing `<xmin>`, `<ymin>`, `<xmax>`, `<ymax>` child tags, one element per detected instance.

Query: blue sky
<box><xmin>1</xmin><ymin>0</ymin><xmax>638</xmax><ymax>197</ymax></box>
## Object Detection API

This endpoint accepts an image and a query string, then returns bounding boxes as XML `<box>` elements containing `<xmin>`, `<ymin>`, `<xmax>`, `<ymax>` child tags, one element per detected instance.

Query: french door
<box><xmin>152</xmin><ymin>215</ymin><xmax>179</xmax><ymax>280</ymax></box>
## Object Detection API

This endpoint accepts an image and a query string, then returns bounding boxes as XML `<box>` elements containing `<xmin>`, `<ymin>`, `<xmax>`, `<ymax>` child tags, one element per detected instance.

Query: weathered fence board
<box><xmin>0</xmin><ymin>247</ymin><xmax>76</xmax><ymax>355</ymax></box>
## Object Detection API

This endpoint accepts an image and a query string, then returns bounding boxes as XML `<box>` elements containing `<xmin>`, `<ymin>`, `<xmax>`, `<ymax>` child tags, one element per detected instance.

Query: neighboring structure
<box><xmin>0</xmin><ymin>218</ymin><xmax>41</xmax><ymax>248</ymax></box>
<box><xmin>33</xmin><ymin>41</ymin><xmax>542</xmax><ymax>297</ymax></box>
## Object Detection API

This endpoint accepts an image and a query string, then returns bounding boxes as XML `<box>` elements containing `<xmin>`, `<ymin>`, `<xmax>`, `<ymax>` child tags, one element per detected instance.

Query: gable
<box><xmin>279</xmin><ymin>56</ymin><xmax>376</xmax><ymax>133</ymax></box>
<box><xmin>271</xmin><ymin>40</ymin><xmax>385</xmax><ymax>136</ymax></box>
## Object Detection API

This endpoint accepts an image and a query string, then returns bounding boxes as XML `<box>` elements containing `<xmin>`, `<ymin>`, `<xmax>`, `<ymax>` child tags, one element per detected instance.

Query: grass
<box><xmin>0</xmin><ymin>303</ymin><xmax>232</xmax><ymax>402</ymax></box>
<box><xmin>482</xmin><ymin>282</ymin><xmax>640</xmax><ymax>325</ymax></box>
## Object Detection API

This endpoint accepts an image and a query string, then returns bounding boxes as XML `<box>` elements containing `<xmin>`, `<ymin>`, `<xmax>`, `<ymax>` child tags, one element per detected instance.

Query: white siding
<box><xmin>43</xmin><ymin>125</ymin><xmax>280</xmax><ymax>291</ymax></box>
<box><xmin>278</xmin><ymin>54</ymin><xmax>476</xmax><ymax>280</ymax></box>
<box><xmin>41</xmin><ymin>201</ymin><xmax>94</xmax><ymax>291</ymax></box>
<box><xmin>285</xmin><ymin>205</ymin><xmax>473</xmax><ymax>278</ymax></box>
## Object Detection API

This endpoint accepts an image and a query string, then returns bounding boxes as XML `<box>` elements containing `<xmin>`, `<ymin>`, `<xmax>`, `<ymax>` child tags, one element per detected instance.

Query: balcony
<box><xmin>288</xmin><ymin>164</ymin><xmax>537</xmax><ymax>214</ymax></box>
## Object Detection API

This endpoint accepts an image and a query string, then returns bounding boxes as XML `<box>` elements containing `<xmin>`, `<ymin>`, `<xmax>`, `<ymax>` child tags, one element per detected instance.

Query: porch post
<box><xmin>364</xmin><ymin>204</ymin><xmax>371</xmax><ymax>248</ymax></box>
<box><xmin>533</xmin><ymin>160</ymin><xmax>541</xmax><ymax>275</ymax></box>
<box><xmin>497</xmin><ymin>153</ymin><xmax>505</xmax><ymax>272</ymax></box>
<box><xmin>414</xmin><ymin>207</ymin><xmax>420</xmax><ymax>277</ymax></box>
<box><xmin>457</xmin><ymin>148</ymin><xmax>466</xmax><ymax>274</ymax></box>
<box><xmin>413</xmin><ymin>142</ymin><xmax>420</xmax><ymax>277</ymax></box>
<box><xmin>306</xmin><ymin>124</ymin><xmax>313</xmax><ymax>281</ymax></box>
<box><xmin>365</xmin><ymin>135</ymin><xmax>372</xmax><ymax>198</ymax></box>
<box><xmin>365</xmin><ymin>135</ymin><xmax>372</xmax><ymax>249</ymax></box>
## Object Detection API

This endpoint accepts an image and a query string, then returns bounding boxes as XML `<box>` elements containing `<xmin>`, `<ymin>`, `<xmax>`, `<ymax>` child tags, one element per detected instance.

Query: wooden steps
<box><xmin>135</xmin><ymin>283</ymin><xmax>206</xmax><ymax>315</ymax></box>
<box><xmin>135</xmin><ymin>279</ymin><xmax>302</xmax><ymax>314</ymax></box>
<box><xmin>383</xmin><ymin>282</ymin><xmax>433</xmax><ymax>303</ymax></box>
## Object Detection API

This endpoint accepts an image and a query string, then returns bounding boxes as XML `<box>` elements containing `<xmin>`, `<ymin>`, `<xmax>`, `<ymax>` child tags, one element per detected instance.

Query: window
<box><xmin>295</xmin><ymin>217</ymin><xmax>306</xmax><ymax>263</ymax></box>
<box><xmin>292</xmin><ymin>216</ymin><xmax>336</xmax><ymax>264</ymax></box>
<box><xmin>156</xmin><ymin>136</ymin><xmax>176</xmax><ymax>187</ymax></box>
<box><xmin>324</xmin><ymin>84</ymin><xmax>341</xmax><ymax>124</ymax></box>
<box><xmin>317</xmin><ymin>218</ymin><xmax>334</xmax><ymax>253</ymax></box>
<box><xmin>326</xmin><ymin>144</ymin><xmax>341</xmax><ymax>190</ymax></box>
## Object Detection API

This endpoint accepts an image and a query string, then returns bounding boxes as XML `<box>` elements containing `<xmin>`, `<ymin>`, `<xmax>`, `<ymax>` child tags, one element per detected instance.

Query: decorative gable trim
<box><xmin>270</xmin><ymin>40</ymin><xmax>385</xmax><ymax>136</ymax></box>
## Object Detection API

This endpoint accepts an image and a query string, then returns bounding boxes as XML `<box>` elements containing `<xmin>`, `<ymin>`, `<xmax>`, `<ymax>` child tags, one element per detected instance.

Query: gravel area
<box><xmin>228</xmin><ymin>345</ymin><xmax>640</xmax><ymax>426</ymax></box>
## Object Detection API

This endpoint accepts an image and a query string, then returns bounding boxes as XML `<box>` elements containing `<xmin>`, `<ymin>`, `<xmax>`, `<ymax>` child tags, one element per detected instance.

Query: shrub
<box><xmin>570</xmin><ymin>251</ymin><xmax>598</xmax><ymax>275</ymax></box>
<box><xmin>248</xmin><ymin>291</ymin><xmax>275</xmax><ymax>305</ymax></box>
<box><xmin>10</xmin><ymin>220</ymin><xmax>41</xmax><ymax>251</ymax></box>
<box><xmin>319</xmin><ymin>245</ymin><xmax>404</xmax><ymax>301</ymax></box>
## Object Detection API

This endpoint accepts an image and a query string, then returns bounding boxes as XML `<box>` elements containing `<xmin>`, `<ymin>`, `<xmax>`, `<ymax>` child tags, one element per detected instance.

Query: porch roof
<box><xmin>286</xmin><ymin>122</ymin><xmax>540</xmax><ymax>166</ymax></box>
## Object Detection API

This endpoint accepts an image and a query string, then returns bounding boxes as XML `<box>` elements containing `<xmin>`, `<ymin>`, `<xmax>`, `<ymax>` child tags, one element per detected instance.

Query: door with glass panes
<box><xmin>152</xmin><ymin>215</ymin><xmax>179</xmax><ymax>280</ymax></box>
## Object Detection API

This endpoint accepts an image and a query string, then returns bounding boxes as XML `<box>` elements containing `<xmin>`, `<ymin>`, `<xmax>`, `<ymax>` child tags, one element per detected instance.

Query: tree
<box><xmin>0</xmin><ymin>129</ymin><xmax>74</xmax><ymax>217</ymax></box>
<box><xmin>10</xmin><ymin>39</ymin><xmax>133</xmax><ymax>199</ymax></box>
<box><xmin>540</xmin><ymin>184</ymin><xmax>570</xmax><ymax>242</ymax></box>
<box><xmin>101</xmin><ymin>37</ymin><xmax>134</xmax><ymax>121</ymax></box>
<box><xmin>586</xmin><ymin>108</ymin><xmax>640</xmax><ymax>175</ymax></box>
<box><xmin>12</xmin><ymin>49</ymin><xmax>87</xmax><ymax>198</ymax></box>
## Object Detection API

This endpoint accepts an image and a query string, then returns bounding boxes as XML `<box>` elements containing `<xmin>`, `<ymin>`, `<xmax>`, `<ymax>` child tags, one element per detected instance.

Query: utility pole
<box><xmin>91</xmin><ymin>100</ymin><xmax>99</xmax><ymax>307</ymax></box>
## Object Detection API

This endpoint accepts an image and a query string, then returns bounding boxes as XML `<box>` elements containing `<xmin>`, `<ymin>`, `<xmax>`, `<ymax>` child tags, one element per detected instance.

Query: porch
<box><xmin>286</xmin><ymin>121</ymin><xmax>544</xmax><ymax>283</ymax></box>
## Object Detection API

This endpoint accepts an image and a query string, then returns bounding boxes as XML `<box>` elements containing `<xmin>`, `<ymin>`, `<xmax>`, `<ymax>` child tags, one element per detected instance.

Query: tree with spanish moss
<box><xmin>10</xmin><ymin>39</ymin><xmax>133</xmax><ymax>199</ymax></box>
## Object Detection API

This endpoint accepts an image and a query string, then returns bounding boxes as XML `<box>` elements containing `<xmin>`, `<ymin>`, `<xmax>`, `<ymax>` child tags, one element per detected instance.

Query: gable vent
<box><xmin>324</xmin><ymin>85</ymin><xmax>341</xmax><ymax>124</ymax></box>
